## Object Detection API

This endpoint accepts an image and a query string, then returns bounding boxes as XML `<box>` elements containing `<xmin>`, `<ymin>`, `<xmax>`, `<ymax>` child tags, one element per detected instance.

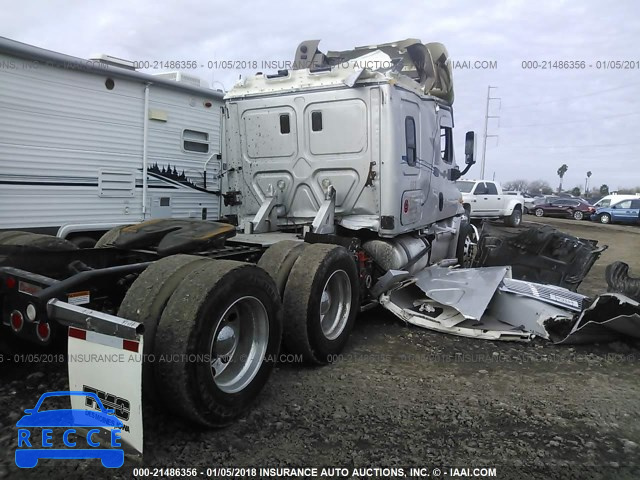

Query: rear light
<box><xmin>36</xmin><ymin>321</ymin><xmax>51</xmax><ymax>342</ymax></box>
<box><xmin>5</xmin><ymin>276</ymin><xmax>16</xmax><ymax>289</ymax></box>
<box><xmin>10</xmin><ymin>310</ymin><xmax>24</xmax><ymax>332</ymax></box>
<box><xmin>26</xmin><ymin>303</ymin><xmax>37</xmax><ymax>322</ymax></box>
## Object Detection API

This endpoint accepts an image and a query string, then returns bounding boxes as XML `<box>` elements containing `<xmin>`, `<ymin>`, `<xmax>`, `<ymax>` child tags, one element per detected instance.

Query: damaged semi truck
<box><xmin>0</xmin><ymin>39</ymin><xmax>482</xmax><ymax>454</ymax></box>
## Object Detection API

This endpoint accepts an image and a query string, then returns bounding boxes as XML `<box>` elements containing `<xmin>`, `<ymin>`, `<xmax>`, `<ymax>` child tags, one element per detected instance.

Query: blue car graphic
<box><xmin>16</xmin><ymin>391</ymin><xmax>124</xmax><ymax>468</ymax></box>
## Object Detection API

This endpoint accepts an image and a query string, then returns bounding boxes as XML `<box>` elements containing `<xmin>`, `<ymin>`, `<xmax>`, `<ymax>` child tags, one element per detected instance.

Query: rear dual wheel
<box><xmin>280</xmin><ymin>244</ymin><xmax>360</xmax><ymax>365</ymax></box>
<box><xmin>504</xmin><ymin>208</ymin><xmax>522</xmax><ymax>227</ymax></box>
<box><xmin>119</xmin><ymin>255</ymin><xmax>282</xmax><ymax>426</ymax></box>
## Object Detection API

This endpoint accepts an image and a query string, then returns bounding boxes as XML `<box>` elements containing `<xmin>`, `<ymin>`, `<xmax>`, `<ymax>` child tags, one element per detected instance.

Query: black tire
<box><xmin>68</xmin><ymin>235</ymin><xmax>97</xmax><ymax>248</ymax></box>
<box><xmin>257</xmin><ymin>240</ymin><xmax>308</xmax><ymax>297</ymax></box>
<box><xmin>599</xmin><ymin>213</ymin><xmax>611</xmax><ymax>224</ymax></box>
<box><xmin>282</xmin><ymin>243</ymin><xmax>359</xmax><ymax>365</ymax></box>
<box><xmin>456</xmin><ymin>222</ymin><xmax>478</xmax><ymax>268</ymax></box>
<box><xmin>0</xmin><ymin>231</ymin><xmax>78</xmax><ymax>250</ymax></box>
<box><xmin>153</xmin><ymin>261</ymin><xmax>282</xmax><ymax>427</ymax></box>
<box><xmin>463</xmin><ymin>205</ymin><xmax>471</xmax><ymax>219</ymax></box>
<box><xmin>118</xmin><ymin>254</ymin><xmax>214</xmax><ymax>400</ymax></box>
<box><xmin>523</xmin><ymin>206</ymin><xmax>529</xmax><ymax>215</ymax></box>
<box><xmin>572</xmin><ymin>210</ymin><xmax>584</xmax><ymax>221</ymax></box>
<box><xmin>504</xmin><ymin>208</ymin><xmax>522</xmax><ymax>227</ymax></box>
<box><xmin>534</xmin><ymin>208</ymin><xmax>545</xmax><ymax>217</ymax></box>
<box><xmin>95</xmin><ymin>225</ymin><xmax>130</xmax><ymax>248</ymax></box>
<box><xmin>0</xmin><ymin>231</ymin><xmax>31</xmax><ymax>245</ymax></box>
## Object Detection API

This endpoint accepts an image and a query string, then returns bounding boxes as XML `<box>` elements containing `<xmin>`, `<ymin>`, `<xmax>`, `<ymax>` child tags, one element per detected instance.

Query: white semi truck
<box><xmin>0</xmin><ymin>39</ymin><xmax>479</xmax><ymax>455</ymax></box>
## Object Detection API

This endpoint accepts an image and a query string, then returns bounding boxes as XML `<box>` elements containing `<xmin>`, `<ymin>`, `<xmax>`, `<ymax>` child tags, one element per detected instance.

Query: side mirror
<box><xmin>464</xmin><ymin>131</ymin><xmax>476</xmax><ymax>165</ymax></box>
<box><xmin>612</xmin><ymin>205</ymin><xmax>617</xmax><ymax>209</ymax></box>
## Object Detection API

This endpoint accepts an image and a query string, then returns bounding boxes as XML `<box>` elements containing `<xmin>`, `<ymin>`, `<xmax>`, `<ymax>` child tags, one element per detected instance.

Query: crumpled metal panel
<box><xmin>474</xmin><ymin>222</ymin><xmax>607</xmax><ymax>291</ymax></box>
<box><xmin>500</xmin><ymin>277</ymin><xmax>588</xmax><ymax>312</ymax></box>
<box><xmin>380</xmin><ymin>266</ymin><xmax>577</xmax><ymax>342</ymax></box>
<box><xmin>413</xmin><ymin>265</ymin><xmax>511</xmax><ymax>320</ymax></box>
<box><xmin>486</xmin><ymin>290</ymin><xmax>573</xmax><ymax>339</ymax></box>
<box><xmin>292</xmin><ymin>39</ymin><xmax>454</xmax><ymax>104</ymax></box>
<box><xmin>549</xmin><ymin>293</ymin><xmax>640</xmax><ymax>344</ymax></box>
<box><xmin>380</xmin><ymin>265</ymin><xmax>640</xmax><ymax>345</ymax></box>
<box><xmin>379</xmin><ymin>283</ymin><xmax>534</xmax><ymax>342</ymax></box>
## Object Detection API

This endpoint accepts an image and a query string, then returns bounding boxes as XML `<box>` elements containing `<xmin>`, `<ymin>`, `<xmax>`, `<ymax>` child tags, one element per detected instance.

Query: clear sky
<box><xmin>3</xmin><ymin>0</ymin><xmax>639</xmax><ymax>191</ymax></box>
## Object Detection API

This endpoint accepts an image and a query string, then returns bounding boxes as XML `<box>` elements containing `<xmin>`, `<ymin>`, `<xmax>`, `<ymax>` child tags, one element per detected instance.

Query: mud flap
<box><xmin>47</xmin><ymin>300</ymin><xmax>144</xmax><ymax>457</ymax></box>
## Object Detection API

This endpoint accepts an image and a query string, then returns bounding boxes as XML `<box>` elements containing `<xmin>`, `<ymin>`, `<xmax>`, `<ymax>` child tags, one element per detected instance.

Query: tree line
<box><xmin>503</xmin><ymin>165</ymin><xmax>639</xmax><ymax>197</ymax></box>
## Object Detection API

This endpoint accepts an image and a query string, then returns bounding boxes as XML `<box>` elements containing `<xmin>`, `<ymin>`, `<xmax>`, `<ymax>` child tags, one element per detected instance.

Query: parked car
<box><xmin>458</xmin><ymin>180</ymin><xmax>524</xmax><ymax>227</ymax></box>
<box><xmin>591</xmin><ymin>198</ymin><xmax>640</xmax><ymax>225</ymax></box>
<box><xmin>532</xmin><ymin>198</ymin><xmax>595</xmax><ymax>220</ymax></box>
<box><xmin>592</xmin><ymin>194</ymin><xmax>640</xmax><ymax>209</ymax></box>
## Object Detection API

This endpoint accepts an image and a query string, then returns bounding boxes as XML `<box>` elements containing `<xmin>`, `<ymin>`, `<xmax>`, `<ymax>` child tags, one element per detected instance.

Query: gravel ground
<box><xmin>1</xmin><ymin>218</ymin><xmax>639</xmax><ymax>480</ymax></box>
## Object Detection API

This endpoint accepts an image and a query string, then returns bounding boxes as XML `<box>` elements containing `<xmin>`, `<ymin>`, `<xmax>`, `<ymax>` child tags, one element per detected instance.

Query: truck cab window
<box><xmin>440</xmin><ymin>126</ymin><xmax>453</xmax><ymax>163</ymax></box>
<box><xmin>473</xmin><ymin>182</ymin><xmax>487</xmax><ymax>195</ymax></box>
<box><xmin>405</xmin><ymin>117</ymin><xmax>416</xmax><ymax>167</ymax></box>
<box><xmin>311</xmin><ymin>111</ymin><xmax>323</xmax><ymax>131</ymax></box>
<box><xmin>279</xmin><ymin>114</ymin><xmax>290</xmax><ymax>134</ymax></box>
<box><xmin>486</xmin><ymin>182</ymin><xmax>498</xmax><ymax>195</ymax></box>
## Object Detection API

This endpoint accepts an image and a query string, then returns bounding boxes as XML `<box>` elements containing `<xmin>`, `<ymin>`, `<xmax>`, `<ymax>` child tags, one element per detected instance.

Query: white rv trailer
<box><xmin>0</xmin><ymin>37</ymin><xmax>224</xmax><ymax>246</ymax></box>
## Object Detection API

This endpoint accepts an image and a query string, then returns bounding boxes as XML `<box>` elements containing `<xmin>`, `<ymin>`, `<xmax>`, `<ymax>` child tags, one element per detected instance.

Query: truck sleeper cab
<box><xmin>0</xmin><ymin>39</ymin><xmax>477</xmax><ymax>457</ymax></box>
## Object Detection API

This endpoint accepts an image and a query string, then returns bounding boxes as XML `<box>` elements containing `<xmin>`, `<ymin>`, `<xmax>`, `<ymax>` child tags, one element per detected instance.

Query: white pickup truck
<box><xmin>456</xmin><ymin>180</ymin><xmax>524</xmax><ymax>227</ymax></box>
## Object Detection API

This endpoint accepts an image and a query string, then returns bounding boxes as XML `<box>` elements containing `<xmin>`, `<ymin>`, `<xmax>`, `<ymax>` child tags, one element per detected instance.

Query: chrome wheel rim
<box><xmin>535</xmin><ymin>209</ymin><xmax>544</xmax><ymax>217</ymax></box>
<box><xmin>574</xmin><ymin>211</ymin><xmax>583</xmax><ymax>220</ymax></box>
<box><xmin>319</xmin><ymin>270</ymin><xmax>351</xmax><ymax>340</ymax></box>
<box><xmin>462</xmin><ymin>224</ymin><xmax>479</xmax><ymax>267</ymax></box>
<box><xmin>210</xmin><ymin>296</ymin><xmax>269</xmax><ymax>394</ymax></box>
<box><xmin>601</xmin><ymin>215</ymin><xmax>610</xmax><ymax>224</ymax></box>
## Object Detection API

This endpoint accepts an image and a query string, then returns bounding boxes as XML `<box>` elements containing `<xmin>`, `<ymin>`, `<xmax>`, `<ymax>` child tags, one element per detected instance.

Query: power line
<box><xmin>499</xmin><ymin>111</ymin><xmax>640</xmax><ymax>128</ymax></box>
<box><xmin>499</xmin><ymin>141</ymin><xmax>640</xmax><ymax>149</ymax></box>
<box><xmin>501</xmin><ymin>82</ymin><xmax>640</xmax><ymax>110</ymax></box>
<box><xmin>521</xmin><ymin>151</ymin><xmax>637</xmax><ymax>160</ymax></box>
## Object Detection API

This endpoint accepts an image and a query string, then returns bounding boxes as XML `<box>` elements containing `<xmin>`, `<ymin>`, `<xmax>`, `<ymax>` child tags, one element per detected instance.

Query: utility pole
<box><xmin>480</xmin><ymin>86</ymin><xmax>500</xmax><ymax>179</ymax></box>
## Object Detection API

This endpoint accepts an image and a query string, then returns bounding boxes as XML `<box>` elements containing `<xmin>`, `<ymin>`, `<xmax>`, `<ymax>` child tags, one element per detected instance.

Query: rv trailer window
<box><xmin>280</xmin><ymin>114</ymin><xmax>290</xmax><ymax>134</ymax></box>
<box><xmin>311</xmin><ymin>111</ymin><xmax>323</xmax><ymax>131</ymax></box>
<box><xmin>440</xmin><ymin>126</ymin><xmax>453</xmax><ymax>163</ymax></box>
<box><xmin>405</xmin><ymin>117</ymin><xmax>416</xmax><ymax>167</ymax></box>
<box><xmin>183</xmin><ymin>129</ymin><xmax>209</xmax><ymax>153</ymax></box>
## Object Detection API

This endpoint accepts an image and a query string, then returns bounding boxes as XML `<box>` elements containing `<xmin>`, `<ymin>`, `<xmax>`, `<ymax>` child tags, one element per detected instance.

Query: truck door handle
<box><xmin>483</xmin><ymin>197</ymin><xmax>488</xmax><ymax>200</ymax></box>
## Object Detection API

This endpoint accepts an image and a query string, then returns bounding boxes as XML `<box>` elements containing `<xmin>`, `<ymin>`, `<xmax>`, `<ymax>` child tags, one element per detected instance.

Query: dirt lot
<box><xmin>1</xmin><ymin>217</ymin><xmax>639</xmax><ymax>480</ymax></box>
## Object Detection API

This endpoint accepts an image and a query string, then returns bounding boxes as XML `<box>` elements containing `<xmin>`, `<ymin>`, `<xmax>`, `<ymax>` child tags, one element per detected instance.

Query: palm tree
<box><xmin>557</xmin><ymin>164</ymin><xmax>568</xmax><ymax>193</ymax></box>
<box><xmin>585</xmin><ymin>170</ymin><xmax>592</xmax><ymax>194</ymax></box>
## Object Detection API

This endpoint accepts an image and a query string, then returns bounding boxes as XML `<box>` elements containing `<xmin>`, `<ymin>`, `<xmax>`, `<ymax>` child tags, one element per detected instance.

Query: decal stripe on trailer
<box><xmin>68</xmin><ymin>327</ymin><xmax>140</xmax><ymax>353</ymax></box>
